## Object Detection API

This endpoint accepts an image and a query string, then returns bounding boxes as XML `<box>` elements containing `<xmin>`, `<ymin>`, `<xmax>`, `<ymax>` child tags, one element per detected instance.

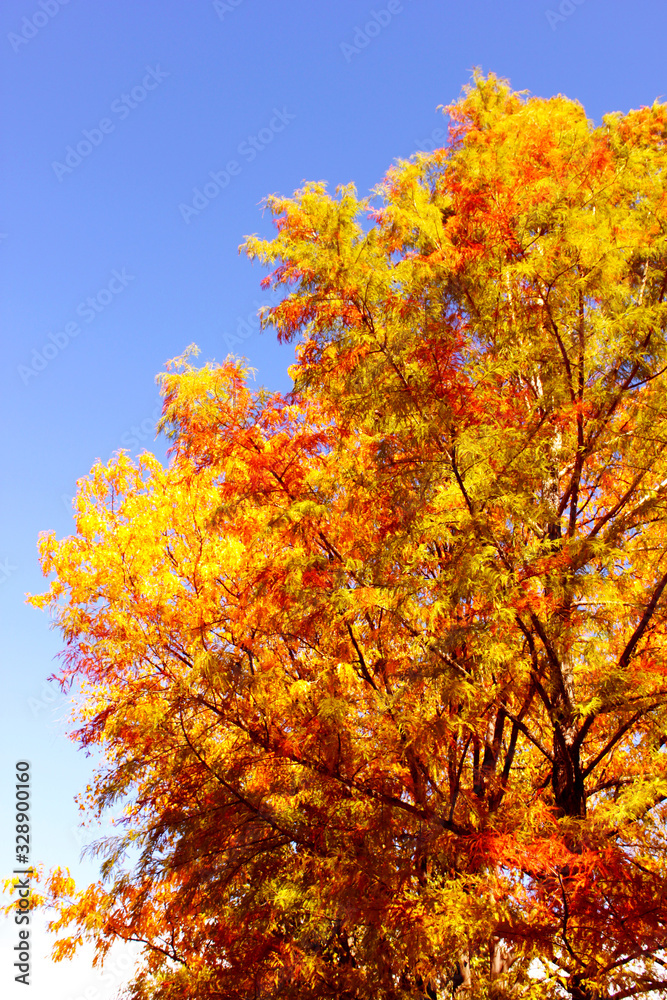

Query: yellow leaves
<box><xmin>337</xmin><ymin>662</ymin><xmax>360</xmax><ymax>690</ymax></box>
<box><xmin>288</xmin><ymin>679</ymin><xmax>311</xmax><ymax>703</ymax></box>
<box><xmin>45</xmin><ymin>866</ymin><xmax>77</xmax><ymax>899</ymax></box>
<box><xmin>347</xmin><ymin>586</ymin><xmax>380</xmax><ymax>610</ymax></box>
<box><xmin>270</xmin><ymin>881</ymin><xmax>304</xmax><ymax>920</ymax></box>
<box><xmin>591</xmin><ymin>774</ymin><xmax>667</xmax><ymax>834</ymax></box>
<box><xmin>50</xmin><ymin>935</ymin><xmax>84</xmax><ymax>963</ymax></box>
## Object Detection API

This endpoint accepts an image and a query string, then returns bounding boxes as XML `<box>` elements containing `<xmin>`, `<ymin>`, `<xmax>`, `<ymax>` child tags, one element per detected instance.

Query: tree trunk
<box><xmin>489</xmin><ymin>937</ymin><xmax>513</xmax><ymax>998</ymax></box>
<box><xmin>569</xmin><ymin>973</ymin><xmax>600</xmax><ymax>1000</ymax></box>
<box><xmin>452</xmin><ymin>950</ymin><xmax>471</xmax><ymax>997</ymax></box>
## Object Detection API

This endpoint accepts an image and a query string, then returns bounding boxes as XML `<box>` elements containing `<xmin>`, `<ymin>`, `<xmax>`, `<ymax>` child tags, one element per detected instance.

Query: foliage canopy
<box><xmin>26</xmin><ymin>74</ymin><xmax>667</xmax><ymax>998</ymax></box>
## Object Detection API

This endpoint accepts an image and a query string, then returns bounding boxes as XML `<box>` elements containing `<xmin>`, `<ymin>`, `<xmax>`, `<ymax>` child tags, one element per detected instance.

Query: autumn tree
<box><xmin>25</xmin><ymin>73</ymin><xmax>667</xmax><ymax>998</ymax></box>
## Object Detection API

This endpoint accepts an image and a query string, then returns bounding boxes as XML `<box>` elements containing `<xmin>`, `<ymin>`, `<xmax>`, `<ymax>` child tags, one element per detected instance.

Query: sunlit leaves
<box><xmin>25</xmin><ymin>73</ymin><xmax>667</xmax><ymax>999</ymax></box>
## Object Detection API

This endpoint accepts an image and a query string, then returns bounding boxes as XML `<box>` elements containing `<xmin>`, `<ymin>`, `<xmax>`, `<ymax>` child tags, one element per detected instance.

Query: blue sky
<box><xmin>2</xmin><ymin>0</ymin><xmax>667</xmax><ymax>995</ymax></box>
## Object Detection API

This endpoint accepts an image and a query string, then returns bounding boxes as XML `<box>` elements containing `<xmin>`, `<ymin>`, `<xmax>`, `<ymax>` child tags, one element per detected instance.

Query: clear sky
<box><xmin>2</xmin><ymin>0</ymin><xmax>666</xmax><ymax>996</ymax></box>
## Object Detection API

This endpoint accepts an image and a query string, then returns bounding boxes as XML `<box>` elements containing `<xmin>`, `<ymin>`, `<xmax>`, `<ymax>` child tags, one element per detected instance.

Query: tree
<box><xmin>26</xmin><ymin>73</ymin><xmax>667</xmax><ymax>998</ymax></box>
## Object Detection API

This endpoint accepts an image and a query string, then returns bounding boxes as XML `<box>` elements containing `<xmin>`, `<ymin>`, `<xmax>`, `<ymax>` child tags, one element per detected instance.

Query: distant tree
<box><xmin>27</xmin><ymin>73</ymin><xmax>667</xmax><ymax>998</ymax></box>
